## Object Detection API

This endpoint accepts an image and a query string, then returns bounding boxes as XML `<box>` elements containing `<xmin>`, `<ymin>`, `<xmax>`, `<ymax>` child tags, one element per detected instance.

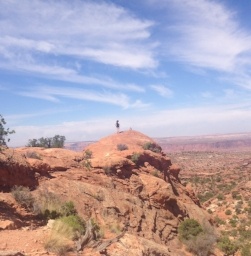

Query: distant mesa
<box><xmin>65</xmin><ymin>131</ymin><xmax>251</xmax><ymax>152</ymax></box>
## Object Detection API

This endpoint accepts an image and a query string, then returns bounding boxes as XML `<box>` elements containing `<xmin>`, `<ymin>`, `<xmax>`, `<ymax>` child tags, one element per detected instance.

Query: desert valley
<box><xmin>1</xmin><ymin>130</ymin><xmax>251</xmax><ymax>256</ymax></box>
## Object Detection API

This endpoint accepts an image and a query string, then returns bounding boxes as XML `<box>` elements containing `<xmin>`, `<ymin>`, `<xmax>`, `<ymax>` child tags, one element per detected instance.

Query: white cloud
<box><xmin>148</xmin><ymin>0</ymin><xmax>251</xmax><ymax>89</ymax></box>
<box><xmin>17</xmin><ymin>85</ymin><xmax>148</xmax><ymax>109</ymax></box>
<box><xmin>9</xmin><ymin>101</ymin><xmax>251</xmax><ymax>147</ymax></box>
<box><xmin>165</xmin><ymin>0</ymin><xmax>251</xmax><ymax>72</ymax></box>
<box><xmin>0</xmin><ymin>0</ymin><xmax>156</xmax><ymax>70</ymax></box>
<box><xmin>150</xmin><ymin>84</ymin><xmax>173</xmax><ymax>97</ymax></box>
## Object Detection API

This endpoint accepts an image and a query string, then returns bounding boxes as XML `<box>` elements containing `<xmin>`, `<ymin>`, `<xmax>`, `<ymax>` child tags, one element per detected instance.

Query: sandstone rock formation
<box><xmin>0</xmin><ymin>130</ymin><xmax>211</xmax><ymax>255</ymax></box>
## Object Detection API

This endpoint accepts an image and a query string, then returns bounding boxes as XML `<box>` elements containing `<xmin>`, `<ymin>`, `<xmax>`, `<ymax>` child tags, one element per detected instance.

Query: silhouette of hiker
<box><xmin>116</xmin><ymin>120</ymin><xmax>120</xmax><ymax>133</ymax></box>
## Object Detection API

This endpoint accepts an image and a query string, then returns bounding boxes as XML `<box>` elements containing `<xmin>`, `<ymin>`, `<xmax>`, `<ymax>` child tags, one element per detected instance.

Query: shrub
<box><xmin>214</xmin><ymin>216</ymin><xmax>225</xmax><ymax>226</ymax></box>
<box><xmin>44</xmin><ymin>235</ymin><xmax>72</xmax><ymax>255</ymax></box>
<box><xmin>178</xmin><ymin>219</ymin><xmax>203</xmax><ymax>240</ymax></box>
<box><xmin>91</xmin><ymin>218</ymin><xmax>102</xmax><ymax>239</ymax></box>
<box><xmin>217</xmin><ymin>193</ymin><xmax>225</xmax><ymax>200</ymax></box>
<box><xmin>185</xmin><ymin>231</ymin><xmax>216</xmax><ymax>256</ymax></box>
<box><xmin>241</xmin><ymin>244</ymin><xmax>251</xmax><ymax>256</ymax></box>
<box><xmin>229</xmin><ymin>218</ymin><xmax>238</xmax><ymax>227</ymax></box>
<box><xmin>179</xmin><ymin>221</ymin><xmax>217</xmax><ymax>256</ymax></box>
<box><xmin>33</xmin><ymin>190</ymin><xmax>63</xmax><ymax>219</ymax></box>
<box><xmin>11</xmin><ymin>186</ymin><xmax>34</xmax><ymax>209</ymax></box>
<box><xmin>44</xmin><ymin>201</ymin><xmax>85</xmax><ymax>254</ymax></box>
<box><xmin>225</xmin><ymin>209</ymin><xmax>232</xmax><ymax>215</ymax></box>
<box><xmin>82</xmin><ymin>159</ymin><xmax>91</xmax><ymax>170</ymax></box>
<box><xmin>152</xmin><ymin>170</ymin><xmax>160</xmax><ymax>177</ymax></box>
<box><xmin>82</xmin><ymin>149</ymin><xmax>93</xmax><ymax>170</ymax></box>
<box><xmin>218</xmin><ymin>236</ymin><xmax>238</xmax><ymax>256</ymax></box>
<box><xmin>207</xmin><ymin>209</ymin><xmax>213</xmax><ymax>214</ymax></box>
<box><xmin>232</xmin><ymin>191</ymin><xmax>239</xmax><ymax>199</ymax></box>
<box><xmin>84</xmin><ymin>149</ymin><xmax>92</xmax><ymax>160</ymax></box>
<box><xmin>0</xmin><ymin>114</ymin><xmax>15</xmax><ymax>148</ymax></box>
<box><xmin>198</xmin><ymin>192</ymin><xmax>214</xmax><ymax>203</ymax></box>
<box><xmin>142</xmin><ymin>142</ymin><xmax>161</xmax><ymax>153</ymax></box>
<box><xmin>216</xmin><ymin>176</ymin><xmax>221</xmax><ymax>182</ymax></box>
<box><xmin>131</xmin><ymin>152</ymin><xmax>141</xmax><ymax>164</ymax></box>
<box><xmin>109</xmin><ymin>223</ymin><xmax>122</xmax><ymax>234</ymax></box>
<box><xmin>117</xmin><ymin>144</ymin><xmax>128</xmax><ymax>151</ymax></box>
<box><xmin>238</xmin><ymin>228</ymin><xmax>251</xmax><ymax>241</ymax></box>
<box><xmin>61</xmin><ymin>201</ymin><xmax>77</xmax><ymax>217</ymax></box>
<box><xmin>53</xmin><ymin>215</ymin><xmax>86</xmax><ymax>240</ymax></box>
<box><xmin>103</xmin><ymin>165</ymin><xmax>112</xmax><ymax>175</ymax></box>
<box><xmin>25</xmin><ymin>151</ymin><xmax>42</xmax><ymax>160</ymax></box>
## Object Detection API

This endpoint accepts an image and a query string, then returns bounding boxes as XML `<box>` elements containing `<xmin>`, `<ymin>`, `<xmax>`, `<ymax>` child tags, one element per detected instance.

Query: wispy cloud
<box><xmin>149</xmin><ymin>0</ymin><xmax>251</xmax><ymax>89</ymax></box>
<box><xmin>0</xmin><ymin>0</ymin><xmax>156</xmax><ymax>71</ymax></box>
<box><xmin>9</xmin><ymin>101</ymin><xmax>251</xmax><ymax>147</ymax></box>
<box><xmin>165</xmin><ymin>0</ymin><xmax>251</xmax><ymax>71</ymax></box>
<box><xmin>150</xmin><ymin>84</ymin><xmax>173</xmax><ymax>97</ymax></box>
<box><xmin>17</xmin><ymin>85</ymin><xmax>148</xmax><ymax>109</ymax></box>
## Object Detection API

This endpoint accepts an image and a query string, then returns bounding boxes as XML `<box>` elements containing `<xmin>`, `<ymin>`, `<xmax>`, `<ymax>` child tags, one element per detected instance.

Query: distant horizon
<box><xmin>10</xmin><ymin>130</ymin><xmax>251</xmax><ymax>148</ymax></box>
<box><xmin>2</xmin><ymin>0</ymin><xmax>251</xmax><ymax>147</ymax></box>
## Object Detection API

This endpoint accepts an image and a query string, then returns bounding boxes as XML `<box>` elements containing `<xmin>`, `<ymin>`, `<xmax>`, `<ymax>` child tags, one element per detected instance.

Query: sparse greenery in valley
<box><xmin>170</xmin><ymin>150</ymin><xmax>251</xmax><ymax>255</ymax></box>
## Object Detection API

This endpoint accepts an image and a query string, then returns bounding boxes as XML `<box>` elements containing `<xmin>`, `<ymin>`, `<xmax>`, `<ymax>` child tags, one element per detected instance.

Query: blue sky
<box><xmin>1</xmin><ymin>0</ymin><xmax>251</xmax><ymax>147</ymax></box>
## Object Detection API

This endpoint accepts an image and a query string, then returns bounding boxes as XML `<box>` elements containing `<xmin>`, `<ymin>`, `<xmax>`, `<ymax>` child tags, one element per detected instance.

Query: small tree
<box><xmin>218</xmin><ymin>236</ymin><xmax>238</xmax><ymax>256</ymax></box>
<box><xmin>27</xmin><ymin>135</ymin><xmax>66</xmax><ymax>148</ymax></box>
<box><xmin>178</xmin><ymin>219</ymin><xmax>203</xmax><ymax>240</ymax></box>
<box><xmin>0</xmin><ymin>114</ymin><xmax>15</xmax><ymax>148</ymax></box>
<box><xmin>179</xmin><ymin>219</ymin><xmax>217</xmax><ymax>256</ymax></box>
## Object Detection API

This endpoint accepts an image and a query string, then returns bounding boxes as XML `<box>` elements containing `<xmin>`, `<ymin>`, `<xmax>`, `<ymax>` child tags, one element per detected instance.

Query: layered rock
<box><xmin>0</xmin><ymin>130</ymin><xmax>211</xmax><ymax>255</ymax></box>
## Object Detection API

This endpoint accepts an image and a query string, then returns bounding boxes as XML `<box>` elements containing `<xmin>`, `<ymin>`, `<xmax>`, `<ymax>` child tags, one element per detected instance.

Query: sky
<box><xmin>1</xmin><ymin>0</ymin><xmax>251</xmax><ymax>147</ymax></box>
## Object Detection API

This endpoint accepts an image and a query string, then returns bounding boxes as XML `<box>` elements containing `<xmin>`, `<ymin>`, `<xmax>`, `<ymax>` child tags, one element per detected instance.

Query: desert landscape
<box><xmin>1</xmin><ymin>130</ymin><xmax>251</xmax><ymax>255</ymax></box>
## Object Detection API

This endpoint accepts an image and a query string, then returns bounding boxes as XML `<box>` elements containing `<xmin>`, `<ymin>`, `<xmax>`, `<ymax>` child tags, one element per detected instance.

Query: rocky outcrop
<box><xmin>0</xmin><ymin>130</ymin><xmax>211</xmax><ymax>255</ymax></box>
<box><xmin>0</xmin><ymin>149</ymin><xmax>38</xmax><ymax>190</ymax></box>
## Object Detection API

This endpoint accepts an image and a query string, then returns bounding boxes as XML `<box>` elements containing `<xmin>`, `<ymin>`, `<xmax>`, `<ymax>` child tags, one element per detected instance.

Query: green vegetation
<box><xmin>178</xmin><ymin>219</ymin><xmax>203</xmax><ymax>240</ymax></box>
<box><xmin>82</xmin><ymin>149</ymin><xmax>92</xmax><ymax>170</ymax></box>
<box><xmin>44</xmin><ymin>236</ymin><xmax>71</xmax><ymax>256</ymax></box>
<box><xmin>109</xmin><ymin>223</ymin><xmax>122</xmax><ymax>234</ymax></box>
<box><xmin>11</xmin><ymin>186</ymin><xmax>34</xmax><ymax>209</ymax></box>
<box><xmin>152</xmin><ymin>170</ymin><xmax>160</xmax><ymax>177</ymax></box>
<box><xmin>207</xmin><ymin>209</ymin><xmax>213</xmax><ymax>214</ymax></box>
<box><xmin>217</xmin><ymin>236</ymin><xmax>238</xmax><ymax>256</ymax></box>
<box><xmin>217</xmin><ymin>193</ymin><xmax>225</xmax><ymax>200</ymax></box>
<box><xmin>131</xmin><ymin>152</ymin><xmax>141</xmax><ymax>164</ymax></box>
<box><xmin>53</xmin><ymin>215</ymin><xmax>86</xmax><ymax>240</ymax></box>
<box><xmin>0</xmin><ymin>114</ymin><xmax>15</xmax><ymax>149</ymax></box>
<box><xmin>214</xmin><ymin>216</ymin><xmax>225</xmax><ymax>226</ymax></box>
<box><xmin>225</xmin><ymin>209</ymin><xmax>232</xmax><ymax>216</ymax></box>
<box><xmin>103</xmin><ymin>165</ymin><xmax>112</xmax><ymax>175</ymax></box>
<box><xmin>84</xmin><ymin>149</ymin><xmax>92</xmax><ymax>159</ymax></box>
<box><xmin>11</xmin><ymin>187</ymin><xmax>103</xmax><ymax>254</ymax></box>
<box><xmin>229</xmin><ymin>217</ymin><xmax>238</xmax><ymax>227</ymax></box>
<box><xmin>198</xmin><ymin>191</ymin><xmax>214</xmax><ymax>203</ymax></box>
<box><xmin>178</xmin><ymin>219</ymin><xmax>217</xmax><ymax>256</ymax></box>
<box><xmin>44</xmin><ymin>202</ymin><xmax>86</xmax><ymax>255</ymax></box>
<box><xmin>117</xmin><ymin>143</ymin><xmax>128</xmax><ymax>151</ymax></box>
<box><xmin>27</xmin><ymin>135</ymin><xmax>66</xmax><ymax>148</ymax></box>
<box><xmin>25</xmin><ymin>151</ymin><xmax>42</xmax><ymax>160</ymax></box>
<box><xmin>142</xmin><ymin>142</ymin><xmax>161</xmax><ymax>153</ymax></box>
<box><xmin>241</xmin><ymin>244</ymin><xmax>251</xmax><ymax>256</ymax></box>
<box><xmin>11</xmin><ymin>188</ymin><xmax>98</xmax><ymax>254</ymax></box>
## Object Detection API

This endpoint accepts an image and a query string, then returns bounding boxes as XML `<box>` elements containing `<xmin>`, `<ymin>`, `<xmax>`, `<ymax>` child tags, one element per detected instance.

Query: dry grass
<box><xmin>44</xmin><ymin>233</ymin><xmax>72</xmax><ymax>255</ymax></box>
<box><xmin>11</xmin><ymin>185</ymin><xmax>34</xmax><ymax>209</ymax></box>
<box><xmin>33</xmin><ymin>190</ymin><xmax>63</xmax><ymax>219</ymax></box>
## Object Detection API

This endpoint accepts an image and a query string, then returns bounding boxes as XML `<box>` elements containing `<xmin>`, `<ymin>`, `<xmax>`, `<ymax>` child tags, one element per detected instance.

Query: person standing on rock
<box><xmin>116</xmin><ymin>120</ymin><xmax>120</xmax><ymax>133</ymax></box>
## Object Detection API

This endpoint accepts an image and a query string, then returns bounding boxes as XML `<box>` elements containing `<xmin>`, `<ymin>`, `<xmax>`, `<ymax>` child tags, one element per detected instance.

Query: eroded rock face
<box><xmin>0</xmin><ymin>131</ymin><xmax>210</xmax><ymax>255</ymax></box>
<box><xmin>0</xmin><ymin>149</ymin><xmax>38</xmax><ymax>190</ymax></box>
